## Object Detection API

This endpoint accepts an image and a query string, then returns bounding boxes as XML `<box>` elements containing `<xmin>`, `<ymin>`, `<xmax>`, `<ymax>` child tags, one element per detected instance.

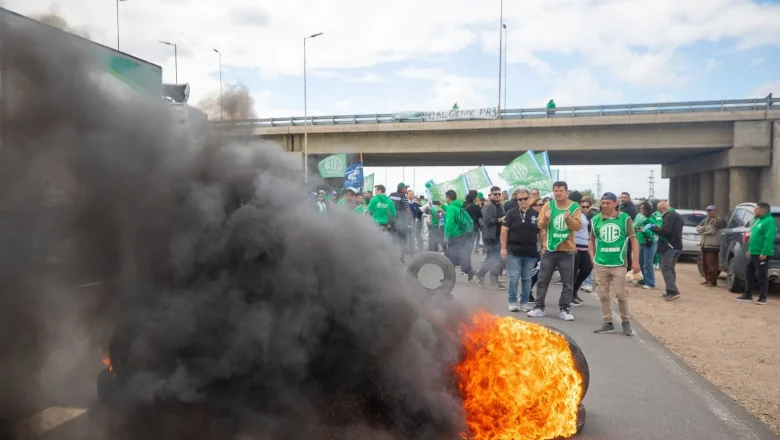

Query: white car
<box><xmin>674</xmin><ymin>209</ymin><xmax>708</xmax><ymax>256</ymax></box>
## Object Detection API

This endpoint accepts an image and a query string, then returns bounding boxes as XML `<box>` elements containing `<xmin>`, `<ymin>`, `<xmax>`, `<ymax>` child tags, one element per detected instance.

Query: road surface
<box><xmin>11</xmin><ymin>257</ymin><xmax>779</xmax><ymax>440</ymax></box>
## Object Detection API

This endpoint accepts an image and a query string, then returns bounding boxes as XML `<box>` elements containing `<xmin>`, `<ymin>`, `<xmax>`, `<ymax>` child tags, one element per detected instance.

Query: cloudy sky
<box><xmin>6</xmin><ymin>0</ymin><xmax>780</xmax><ymax>198</ymax></box>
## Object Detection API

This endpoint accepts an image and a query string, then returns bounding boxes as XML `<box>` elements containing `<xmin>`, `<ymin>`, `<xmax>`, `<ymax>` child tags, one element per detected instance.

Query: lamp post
<box><xmin>497</xmin><ymin>0</ymin><xmax>503</xmax><ymax>119</ymax></box>
<box><xmin>303</xmin><ymin>32</ymin><xmax>323</xmax><ymax>184</ymax></box>
<box><xmin>158</xmin><ymin>41</ymin><xmax>178</xmax><ymax>84</ymax></box>
<box><xmin>116</xmin><ymin>0</ymin><xmax>127</xmax><ymax>50</ymax></box>
<box><xmin>213</xmin><ymin>49</ymin><xmax>222</xmax><ymax>121</ymax></box>
<box><xmin>503</xmin><ymin>23</ymin><xmax>507</xmax><ymax>110</ymax></box>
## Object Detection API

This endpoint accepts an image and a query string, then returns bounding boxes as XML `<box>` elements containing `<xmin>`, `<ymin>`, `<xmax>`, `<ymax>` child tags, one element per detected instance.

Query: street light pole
<box><xmin>158</xmin><ymin>41</ymin><xmax>178</xmax><ymax>84</ymax></box>
<box><xmin>213</xmin><ymin>49</ymin><xmax>222</xmax><ymax>120</ymax></box>
<box><xmin>503</xmin><ymin>23</ymin><xmax>507</xmax><ymax>110</ymax></box>
<box><xmin>497</xmin><ymin>0</ymin><xmax>503</xmax><ymax>119</ymax></box>
<box><xmin>116</xmin><ymin>0</ymin><xmax>126</xmax><ymax>50</ymax></box>
<box><xmin>303</xmin><ymin>32</ymin><xmax>323</xmax><ymax>185</ymax></box>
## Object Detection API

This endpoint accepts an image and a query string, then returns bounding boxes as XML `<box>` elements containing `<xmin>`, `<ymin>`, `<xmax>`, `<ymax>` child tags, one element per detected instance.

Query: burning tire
<box><xmin>406</xmin><ymin>251</ymin><xmax>456</xmax><ymax>297</ymax></box>
<box><xmin>544</xmin><ymin>325</ymin><xmax>590</xmax><ymax>399</ymax></box>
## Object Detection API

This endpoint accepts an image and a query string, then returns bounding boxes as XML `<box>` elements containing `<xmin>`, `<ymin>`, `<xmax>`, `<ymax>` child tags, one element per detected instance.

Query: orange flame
<box><xmin>101</xmin><ymin>351</ymin><xmax>113</xmax><ymax>373</ymax></box>
<box><xmin>455</xmin><ymin>312</ymin><xmax>583</xmax><ymax>440</ymax></box>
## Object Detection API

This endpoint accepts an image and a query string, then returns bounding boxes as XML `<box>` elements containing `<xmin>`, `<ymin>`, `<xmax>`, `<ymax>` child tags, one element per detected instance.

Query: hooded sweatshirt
<box><xmin>368</xmin><ymin>194</ymin><xmax>396</xmax><ymax>225</ymax></box>
<box><xmin>444</xmin><ymin>200</ymin><xmax>465</xmax><ymax>239</ymax></box>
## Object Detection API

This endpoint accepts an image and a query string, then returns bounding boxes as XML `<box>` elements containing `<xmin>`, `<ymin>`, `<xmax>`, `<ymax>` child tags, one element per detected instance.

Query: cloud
<box><xmin>345</xmin><ymin>72</ymin><xmax>383</xmax><ymax>83</ymax></box>
<box><xmin>749</xmin><ymin>81</ymin><xmax>779</xmax><ymax>98</ymax></box>
<box><xmin>748</xmin><ymin>58</ymin><xmax>764</xmax><ymax>68</ymax></box>
<box><xmin>704</xmin><ymin>58</ymin><xmax>721</xmax><ymax>72</ymax></box>
<box><xmin>396</xmin><ymin>68</ymin><xmax>494</xmax><ymax>109</ymax></box>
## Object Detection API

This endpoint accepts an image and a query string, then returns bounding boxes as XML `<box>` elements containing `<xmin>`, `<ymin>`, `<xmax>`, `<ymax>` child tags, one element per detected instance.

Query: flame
<box><xmin>455</xmin><ymin>312</ymin><xmax>583</xmax><ymax>440</ymax></box>
<box><xmin>101</xmin><ymin>351</ymin><xmax>113</xmax><ymax>373</ymax></box>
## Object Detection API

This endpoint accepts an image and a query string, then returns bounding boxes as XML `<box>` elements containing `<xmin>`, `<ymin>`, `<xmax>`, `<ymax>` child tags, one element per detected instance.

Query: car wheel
<box><xmin>727</xmin><ymin>258</ymin><xmax>745</xmax><ymax>293</ymax></box>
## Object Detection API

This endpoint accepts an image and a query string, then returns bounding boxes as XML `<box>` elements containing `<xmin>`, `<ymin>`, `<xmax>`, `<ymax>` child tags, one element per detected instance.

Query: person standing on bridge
<box><xmin>590</xmin><ymin>192</ymin><xmax>641</xmax><ymax>336</ymax></box>
<box><xmin>546</xmin><ymin>99</ymin><xmax>556</xmax><ymax>116</ymax></box>
<box><xmin>527</xmin><ymin>181</ymin><xmax>582</xmax><ymax>321</ymax></box>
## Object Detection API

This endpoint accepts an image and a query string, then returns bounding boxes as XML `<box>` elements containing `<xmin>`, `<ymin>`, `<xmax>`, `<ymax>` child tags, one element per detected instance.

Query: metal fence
<box><xmin>211</xmin><ymin>97</ymin><xmax>779</xmax><ymax>128</ymax></box>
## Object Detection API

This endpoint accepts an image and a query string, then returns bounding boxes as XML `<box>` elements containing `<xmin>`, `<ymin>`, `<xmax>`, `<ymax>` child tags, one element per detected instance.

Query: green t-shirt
<box><xmin>354</xmin><ymin>204</ymin><xmax>368</xmax><ymax>215</ymax></box>
<box><xmin>546</xmin><ymin>201</ymin><xmax>580</xmax><ymax>251</ymax></box>
<box><xmin>591</xmin><ymin>212</ymin><xmax>634</xmax><ymax>267</ymax></box>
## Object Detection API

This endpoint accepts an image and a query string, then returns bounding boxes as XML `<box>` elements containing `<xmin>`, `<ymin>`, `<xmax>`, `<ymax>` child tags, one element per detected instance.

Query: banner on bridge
<box><xmin>392</xmin><ymin>107</ymin><xmax>498</xmax><ymax>122</ymax></box>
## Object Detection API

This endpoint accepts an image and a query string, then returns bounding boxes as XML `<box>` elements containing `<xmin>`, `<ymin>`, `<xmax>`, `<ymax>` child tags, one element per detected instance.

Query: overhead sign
<box><xmin>392</xmin><ymin>107</ymin><xmax>498</xmax><ymax>122</ymax></box>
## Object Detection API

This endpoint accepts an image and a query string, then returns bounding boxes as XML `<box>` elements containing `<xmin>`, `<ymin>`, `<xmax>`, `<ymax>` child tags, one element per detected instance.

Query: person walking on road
<box><xmin>696</xmin><ymin>205</ymin><xmax>725</xmax><ymax>287</ymax></box>
<box><xmin>501</xmin><ymin>188</ymin><xmax>539</xmax><ymax>312</ymax></box>
<box><xmin>649</xmin><ymin>201</ymin><xmax>684</xmax><ymax>301</ymax></box>
<box><xmin>735</xmin><ymin>202</ymin><xmax>776</xmax><ymax>305</ymax></box>
<box><xmin>590</xmin><ymin>192</ymin><xmax>641</xmax><ymax>336</ymax></box>
<box><xmin>476</xmin><ymin>186</ymin><xmax>505</xmax><ymax>289</ymax></box>
<box><xmin>444</xmin><ymin>190</ymin><xmax>476</xmax><ymax>281</ymax></box>
<box><xmin>527</xmin><ymin>181</ymin><xmax>582</xmax><ymax>321</ymax></box>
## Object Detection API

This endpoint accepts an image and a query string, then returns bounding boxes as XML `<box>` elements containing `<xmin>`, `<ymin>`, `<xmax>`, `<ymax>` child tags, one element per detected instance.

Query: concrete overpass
<box><xmin>214</xmin><ymin>98</ymin><xmax>780</xmax><ymax>208</ymax></box>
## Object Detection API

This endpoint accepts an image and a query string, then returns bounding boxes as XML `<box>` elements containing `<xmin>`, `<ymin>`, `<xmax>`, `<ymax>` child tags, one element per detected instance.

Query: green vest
<box><xmin>592</xmin><ymin>212</ymin><xmax>630</xmax><ymax>267</ymax></box>
<box><xmin>546</xmin><ymin>201</ymin><xmax>580</xmax><ymax>251</ymax></box>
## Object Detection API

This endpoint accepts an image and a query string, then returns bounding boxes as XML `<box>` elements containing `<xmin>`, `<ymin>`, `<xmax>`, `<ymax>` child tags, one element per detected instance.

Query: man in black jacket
<box><xmin>649</xmin><ymin>201</ymin><xmax>684</xmax><ymax>301</ymax></box>
<box><xmin>464</xmin><ymin>190</ymin><xmax>482</xmax><ymax>256</ymax></box>
<box><xmin>476</xmin><ymin>186</ymin><xmax>505</xmax><ymax>289</ymax></box>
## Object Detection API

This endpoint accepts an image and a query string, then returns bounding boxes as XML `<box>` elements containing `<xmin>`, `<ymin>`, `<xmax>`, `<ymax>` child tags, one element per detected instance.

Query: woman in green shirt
<box><xmin>633</xmin><ymin>201</ymin><xmax>662</xmax><ymax>289</ymax></box>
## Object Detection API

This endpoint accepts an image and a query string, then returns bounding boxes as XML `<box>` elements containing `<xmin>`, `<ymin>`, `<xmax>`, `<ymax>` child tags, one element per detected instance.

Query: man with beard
<box><xmin>590</xmin><ymin>192</ymin><xmax>641</xmax><ymax>335</ymax></box>
<box><xmin>527</xmin><ymin>181</ymin><xmax>582</xmax><ymax>321</ymax></box>
<box><xmin>475</xmin><ymin>186</ymin><xmax>505</xmax><ymax>289</ymax></box>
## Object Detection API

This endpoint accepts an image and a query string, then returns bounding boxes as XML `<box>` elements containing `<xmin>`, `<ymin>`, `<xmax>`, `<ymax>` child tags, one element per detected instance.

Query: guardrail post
<box><xmin>628</xmin><ymin>104</ymin><xmax>632</xmax><ymax>115</ymax></box>
<box><xmin>599</xmin><ymin>105</ymin><xmax>603</xmax><ymax>116</ymax></box>
<box><xmin>720</xmin><ymin>100</ymin><xmax>724</xmax><ymax>111</ymax></box>
<box><xmin>688</xmin><ymin>102</ymin><xmax>692</xmax><ymax>113</ymax></box>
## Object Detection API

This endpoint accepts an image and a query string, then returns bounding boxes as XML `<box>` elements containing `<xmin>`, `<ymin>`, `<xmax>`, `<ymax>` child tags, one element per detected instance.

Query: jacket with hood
<box><xmin>444</xmin><ymin>200</ymin><xmax>465</xmax><ymax>240</ymax></box>
<box><xmin>368</xmin><ymin>194</ymin><xmax>396</xmax><ymax>226</ymax></box>
<box><xmin>748</xmin><ymin>212</ymin><xmax>777</xmax><ymax>256</ymax></box>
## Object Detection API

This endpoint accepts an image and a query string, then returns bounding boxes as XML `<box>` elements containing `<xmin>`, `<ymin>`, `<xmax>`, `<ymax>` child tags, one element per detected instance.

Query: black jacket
<box><xmin>465</xmin><ymin>202</ymin><xmax>482</xmax><ymax>233</ymax></box>
<box><xmin>653</xmin><ymin>210</ymin><xmax>684</xmax><ymax>253</ymax></box>
<box><xmin>620</xmin><ymin>201</ymin><xmax>638</xmax><ymax>220</ymax></box>
<box><xmin>481</xmin><ymin>201</ymin><xmax>505</xmax><ymax>242</ymax></box>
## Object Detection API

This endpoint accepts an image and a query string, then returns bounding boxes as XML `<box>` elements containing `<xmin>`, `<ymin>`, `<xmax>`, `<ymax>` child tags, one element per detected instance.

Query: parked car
<box><xmin>674</xmin><ymin>209</ymin><xmax>708</xmax><ymax>257</ymax></box>
<box><xmin>703</xmin><ymin>203</ymin><xmax>780</xmax><ymax>292</ymax></box>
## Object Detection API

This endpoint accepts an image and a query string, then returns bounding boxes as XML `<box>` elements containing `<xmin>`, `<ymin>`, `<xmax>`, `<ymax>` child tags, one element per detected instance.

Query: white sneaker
<box><xmin>508</xmin><ymin>302</ymin><xmax>520</xmax><ymax>312</ymax></box>
<box><xmin>558</xmin><ymin>310</ymin><xmax>575</xmax><ymax>321</ymax></box>
<box><xmin>642</xmin><ymin>284</ymin><xmax>654</xmax><ymax>290</ymax></box>
<box><xmin>519</xmin><ymin>302</ymin><xmax>533</xmax><ymax>312</ymax></box>
<box><xmin>582</xmin><ymin>285</ymin><xmax>593</xmax><ymax>292</ymax></box>
<box><xmin>527</xmin><ymin>308</ymin><xmax>546</xmax><ymax>317</ymax></box>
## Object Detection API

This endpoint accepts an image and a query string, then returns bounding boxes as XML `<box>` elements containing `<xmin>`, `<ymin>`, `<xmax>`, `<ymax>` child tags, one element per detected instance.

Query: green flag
<box><xmin>363</xmin><ymin>173</ymin><xmax>374</xmax><ymax>193</ymax></box>
<box><xmin>535</xmin><ymin>151</ymin><xmax>552</xmax><ymax>179</ymax></box>
<box><xmin>317</xmin><ymin>154</ymin><xmax>347</xmax><ymax>178</ymax></box>
<box><xmin>499</xmin><ymin>150</ymin><xmax>548</xmax><ymax>187</ymax></box>
<box><xmin>461</xmin><ymin>166</ymin><xmax>493</xmax><ymax>190</ymax></box>
<box><xmin>426</xmin><ymin>176</ymin><xmax>469</xmax><ymax>203</ymax></box>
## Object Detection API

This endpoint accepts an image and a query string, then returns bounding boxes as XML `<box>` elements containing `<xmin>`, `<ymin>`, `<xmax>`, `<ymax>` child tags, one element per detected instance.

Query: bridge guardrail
<box><xmin>212</xmin><ymin>97</ymin><xmax>779</xmax><ymax>128</ymax></box>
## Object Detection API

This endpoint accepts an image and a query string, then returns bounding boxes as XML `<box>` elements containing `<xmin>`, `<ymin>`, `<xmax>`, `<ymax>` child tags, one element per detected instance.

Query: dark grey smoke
<box><xmin>0</xmin><ymin>12</ymin><xmax>466</xmax><ymax>440</ymax></box>
<box><xmin>198</xmin><ymin>84</ymin><xmax>257</xmax><ymax>121</ymax></box>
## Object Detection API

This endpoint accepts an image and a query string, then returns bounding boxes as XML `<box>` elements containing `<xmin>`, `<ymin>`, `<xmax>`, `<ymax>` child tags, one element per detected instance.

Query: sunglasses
<box><xmin>491</xmin><ymin>193</ymin><xmax>501</xmax><ymax>197</ymax></box>
<box><xmin>517</xmin><ymin>197</ymin><xmax>529</xmax><ymax>201</ymax></box>
<box><xmin>582</xmin><ymin>205</ymin><xmax>591</xmax><ymax>208</ymax></box>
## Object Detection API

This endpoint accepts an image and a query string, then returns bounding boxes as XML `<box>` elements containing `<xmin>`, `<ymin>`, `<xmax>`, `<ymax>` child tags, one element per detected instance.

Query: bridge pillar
<box><xmin>677</xmin><ymin>175</ymin><xmax>689</xmax><ymax>209</ymax></box>
<box><xmin>714</xmin><ymin>169</ymin><xmax>729</xmax><ymax>214</ymax></box>
<box><xmin>688</xmin><ymin>174</ymin><xmax>701</xmax><ymax>210</ymax></box>
<box><xmin>668</xmin><ymin>177</ymin><xmax>679</xmax><ymax>206</ymax></box>
<box><xmin>729</xmin><ymin>167</ymin><xmax>751</xmax><ymax>207</ymax></box>
<box><xmin>699</xmin><ymin>172</ymin><xmax>714</xmax><ymax>208</ymax></box>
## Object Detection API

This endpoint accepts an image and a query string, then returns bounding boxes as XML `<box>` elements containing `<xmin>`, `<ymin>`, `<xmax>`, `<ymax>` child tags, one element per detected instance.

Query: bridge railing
<box><xmin>212</xmin><ymin>97</ymin><xmax>780</xmax><ymax>128</ymax></box>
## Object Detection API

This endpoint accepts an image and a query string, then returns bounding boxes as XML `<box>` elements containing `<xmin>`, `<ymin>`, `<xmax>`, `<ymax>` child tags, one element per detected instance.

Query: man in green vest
<box><xmin>590</xmin><ymin>192</ymin><xmax>641</xmax><ymax>336</ymax></box>
<box><xmin>527</xmin><ymin>181</ymin><xmax>582</xmax><ymax>321</ymax></box>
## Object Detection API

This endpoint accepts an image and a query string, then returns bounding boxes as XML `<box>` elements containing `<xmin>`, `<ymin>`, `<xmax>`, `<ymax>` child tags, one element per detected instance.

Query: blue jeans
<box><xmin>507</xmin><ymin>255</ymin><xmax>537</xmax><ymax>304</ymax></box>
<box><xmin>639</xmin><ymin>241</ymin><xmax>657</xmax><ymax>287</ymax></box>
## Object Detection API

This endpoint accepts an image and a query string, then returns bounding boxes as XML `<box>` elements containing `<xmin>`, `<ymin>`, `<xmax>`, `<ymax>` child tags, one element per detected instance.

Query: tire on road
<box><xmin>544</xmin><ymin>325</ymin><xmax>590</xmax><ymax>400</ymax></box>
<box><xmin>406</xmin><ymin>251</ymin><xmax>456</xmax><ymax>297</ymax></box>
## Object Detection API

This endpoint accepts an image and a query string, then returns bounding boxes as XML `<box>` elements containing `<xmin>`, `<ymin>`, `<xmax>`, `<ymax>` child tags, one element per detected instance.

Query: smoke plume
<box><xmin>34</xmin><ymin>8</ymin><xmax>90</xmax><ymax>38</ymax></box>
<box><xmin>0</xmin><ymin>12</ymin><xmax>465</xmax><ymax>440</ymax></box>
<box><xmin>197</xmin><ymin>84</ymin><xmax>257</xmax><ymax>121</ymax></box>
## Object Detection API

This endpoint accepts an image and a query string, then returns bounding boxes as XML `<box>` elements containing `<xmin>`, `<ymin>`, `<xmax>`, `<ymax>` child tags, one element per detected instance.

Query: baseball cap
<box><xmin>346</xmin><ymin>187</ymin><xmax>358</xmax><ymax>194</ymax></box>
<box><xmin>601</xmin><ymin>192</ymin><xmax>618</xmax><ymax>202</ymax></box>
<box><xmin>706</xmin><ymin>205</ymin><xmax>716</xmax><ymax>211</ymax></box>
<box><xmin>397</xmin><ymin>182</ymin><xmax>407</xmax><ymax>190</ymax></box>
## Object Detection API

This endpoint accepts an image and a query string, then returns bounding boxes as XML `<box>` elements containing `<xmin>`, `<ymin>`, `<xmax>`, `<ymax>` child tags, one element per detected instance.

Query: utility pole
<box><xmin>497</xmin><ymin>0</ymin><xmax>503</xmax><ymax>119</ymax></box>
<box><xmin>648</xmin><ymin>170</ymin><xmax>655</xmax><ymax>201</ymax></box>
<box><xmin>596</xmin><ymin>174</ymin><xmax>602</xmax><ymax>198</ymax></box>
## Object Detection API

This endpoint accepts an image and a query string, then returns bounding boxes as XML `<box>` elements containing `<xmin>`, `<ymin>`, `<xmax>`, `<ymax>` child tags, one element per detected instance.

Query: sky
<box><xmin>5</xmin><ymin>0</ymin><xmax>780</xmax><ymax>199</ymax></box>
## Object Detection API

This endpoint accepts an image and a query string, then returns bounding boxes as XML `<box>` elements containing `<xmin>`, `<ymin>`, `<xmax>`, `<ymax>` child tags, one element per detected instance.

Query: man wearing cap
<box><xmin>389</xmin><ymin>183</ymin><xmax>412</xmax><ymax>262</ymax></box>
<box><xmin>338</xmin><ymin>188</ymin><xmax>359</xmax><ymax>210</ymax></box>
<box><xmin>590</xmin><ymin>192</ymin><xmax>641</xmax><ymax>336</ymax></box>
<box><xmin>696</xmin><ymin>205</ymin><xmax>725</xmax><ymax>287</ymax></box>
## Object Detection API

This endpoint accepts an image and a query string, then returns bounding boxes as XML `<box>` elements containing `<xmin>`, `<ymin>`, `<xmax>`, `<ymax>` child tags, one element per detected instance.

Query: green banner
<box><xmin>317</xmin><ymin>154</ymin><xmax>347</xmax><ymax>178</ymax></box>
<box><xmin>461</xmin><ymin>166</ymin><xmax>493</xmax><ymax>190</ymax></box>
<box><xmin>499</xmin><ymin>150</ymin><xmax>549</xmax><ymax>187</ymax></box>
<box><xmin>363</xmin><ymin>173</ymin><xmax>374</xmax><ymax>193</ymax></box>
<box><xmin>535</xmin><ymin>151</ymin><xmax>552</xmax><ymax>179</ymax></box>
<box><xmin>426</xmin><ymin>176</ymin><xmax>469</xmax><ymax>203</ymax></box>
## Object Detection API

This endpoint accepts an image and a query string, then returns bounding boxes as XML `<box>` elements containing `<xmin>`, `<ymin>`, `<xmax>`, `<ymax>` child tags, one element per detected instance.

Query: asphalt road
<box><xmin>13</xmin><ymin>255</ymin><xmax>779</xmax><ymax>440</ymax></box>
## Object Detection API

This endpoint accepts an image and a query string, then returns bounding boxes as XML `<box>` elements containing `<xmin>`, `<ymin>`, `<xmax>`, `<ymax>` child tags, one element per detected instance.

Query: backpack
<box><xmin>458</xmin><ymin>208</ymin><xmax>474</xmax><ymax>233</ymax></box>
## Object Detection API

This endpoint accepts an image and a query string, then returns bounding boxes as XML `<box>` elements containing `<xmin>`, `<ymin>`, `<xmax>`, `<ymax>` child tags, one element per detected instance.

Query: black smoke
<box><xmin>0</xmin><ymin>14</ymin><xmax>466</xmax><ymax>440</ymax></box>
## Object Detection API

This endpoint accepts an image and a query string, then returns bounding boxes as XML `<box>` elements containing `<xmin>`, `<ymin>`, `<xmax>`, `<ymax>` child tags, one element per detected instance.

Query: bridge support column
<box><xmin>677</xmin><ymin>175</ymin><xmax>689</xmax><ymax>209</ymax></box>
<box><xmin>714</xmin><ymin>169</ymin><xmax>729</xmax><ymax>213</ymax></box>
<box><xmin>699</xmin><ymin>172</ymin><xmax>714</xmax><ymax>208</ymax></box>
<box><xmin>729</xmin><ymin>167</ymin><xmax>751</xmax><ymax>207</ymax></box>
<box><xmin>668</xmin><ymin>177</ymin><xmax>679</xmax><ymax>206</ymax></box>
<box><xmin>688</xmin><ymin>174</ymin><xmax>700</xmax><ymax>210</ymax></box>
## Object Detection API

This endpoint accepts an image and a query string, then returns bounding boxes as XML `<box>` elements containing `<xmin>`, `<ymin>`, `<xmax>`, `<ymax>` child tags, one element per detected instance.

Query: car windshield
<box><xmin>681</xmin><ymin>213</ymin><xmax>706</xmax><ymax>227</ymax></box>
